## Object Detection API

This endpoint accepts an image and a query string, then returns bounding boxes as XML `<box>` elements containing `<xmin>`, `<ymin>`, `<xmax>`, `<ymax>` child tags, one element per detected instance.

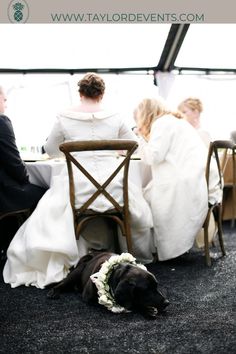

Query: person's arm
<box><xmin>118</xmin><ymin>118</ymin><xmax>138</xmax><ymax>140</ymax></box>
<box><xmin>137</xmin><ymin>116</ymin><xmax>174</xmax><ymax>165</ymax></box>
<box><xmin>43</xmin><ymin>117</ymin><xmax>65</xmax><ymax>157</ymax></box>
<box><xmin>0</xmin><ymin>115</ymin><xmax>29</xmax><ymax>183</ymax></box>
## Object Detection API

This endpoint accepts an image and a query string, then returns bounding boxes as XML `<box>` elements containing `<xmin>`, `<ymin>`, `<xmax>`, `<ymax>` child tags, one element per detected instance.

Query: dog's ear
<box><xmin>82</xmin><ymin>279</ymin><xmax>98</xmax><ymax>304</ymax></box>
<box><xmin>113</xmin><ymin>277</ymin><xmax>137</xmax><ymax>309</ymax></box>
<box><xmin>111</xmin><ymin>263</ymin><xmax>131</xmax><ymax>280</ymax></box>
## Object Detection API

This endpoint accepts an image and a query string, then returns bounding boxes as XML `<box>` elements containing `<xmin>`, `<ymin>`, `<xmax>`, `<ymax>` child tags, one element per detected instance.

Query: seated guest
<box><xmin>178</xmin><ymin>97</ymin><xmax>211</xmax><ymax>147</ymax></box>
<box><xmin>0</xmin><ymin>86</ymin><xmax>47</xmax><ymax>255</ymax></box>
<box><xmin>230</xmin><ymin>130</ymin><xmax>236</xmax><ymax>143</ymax></box>
<box><xmin>3</xmin><ymin>73</ymin><xmax>154</xmax><ymax>289</ymax></box>
<box><xmin>134</xmin><ymin>97</ymin><xmax>222</xmax><ymax>261</ymax></box>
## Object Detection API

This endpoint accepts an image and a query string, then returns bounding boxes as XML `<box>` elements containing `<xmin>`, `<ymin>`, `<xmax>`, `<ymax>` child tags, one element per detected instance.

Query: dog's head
<box><xmin>108</xmin><ymin>263</ymin><xmax>169</xmax><ymax>318</ymax></box>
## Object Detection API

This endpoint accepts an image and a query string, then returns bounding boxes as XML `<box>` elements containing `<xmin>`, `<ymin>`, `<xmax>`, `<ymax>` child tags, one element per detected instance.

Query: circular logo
<box><xmin>8</xmin><ymin>0</ymin><xmax>29</xmax><ymax>23</ymax></box>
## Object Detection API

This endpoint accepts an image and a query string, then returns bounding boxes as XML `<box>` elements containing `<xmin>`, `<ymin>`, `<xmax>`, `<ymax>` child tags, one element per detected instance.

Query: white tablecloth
<box><xmin>26</xmin><ymin>158</ymin><xmax>151</xmax><ymax>189</ymax></box>
<box><xmin>26</xmin><ymin>159</ymin><xmax>66</xmax><ymax>188</ymax></box>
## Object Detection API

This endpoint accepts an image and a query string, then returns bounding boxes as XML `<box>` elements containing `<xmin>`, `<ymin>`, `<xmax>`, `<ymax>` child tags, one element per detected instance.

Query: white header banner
<box><xmin>0</xmin><ymin>0</ymin><xmax>236</xmax><ymax>24</ymax></box>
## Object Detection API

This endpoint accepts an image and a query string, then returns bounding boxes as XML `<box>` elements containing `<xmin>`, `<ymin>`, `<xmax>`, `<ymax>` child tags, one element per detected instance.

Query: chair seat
<box><xmin>74</xmin><ymin>208</ymin><xmax>126</xmax><ymax>237</ymax></box>
<box><xmin>75</xmin><ymin>208</ymin><xmax>123</xmax><ymax>217</ymax></box>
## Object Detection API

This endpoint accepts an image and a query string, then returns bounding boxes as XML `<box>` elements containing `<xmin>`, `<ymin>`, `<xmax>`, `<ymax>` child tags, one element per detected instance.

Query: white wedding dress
<box><xmin>3</xmin><ymin>109</ymin><xmax>154</xmax><ymax>289</ymax></box>
<box><xmin>138</xmin><ymin>115</ymin><xmax>222</xmax><ymax>261</ymax></box>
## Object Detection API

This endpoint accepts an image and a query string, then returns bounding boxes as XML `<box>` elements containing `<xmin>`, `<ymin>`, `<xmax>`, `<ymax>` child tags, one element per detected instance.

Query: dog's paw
<box><xmin>145</xmin><ymin>306</ymin><xmax>159</xmax><ymax>319</ymax></box>
<box><xmin>47</xmin><ymin>288</ymin><xmax>60</xmax><ymax>299</ymax></box>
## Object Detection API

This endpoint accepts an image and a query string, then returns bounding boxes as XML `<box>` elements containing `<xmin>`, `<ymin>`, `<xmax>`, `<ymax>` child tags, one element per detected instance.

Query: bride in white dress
<box><xmin>3</xmin><ymin>73</ymin><xmax>154</xmax><ymax>289</ymax></box>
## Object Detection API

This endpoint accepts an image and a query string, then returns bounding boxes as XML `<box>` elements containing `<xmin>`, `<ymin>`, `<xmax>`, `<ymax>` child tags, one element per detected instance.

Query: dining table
<box><xmin>25</xmin><ymin>156</ymin><xmax>152</xmax><ymax>190</ymax></box>
<box><xmin>26</xmin><ymin>158</ymin><xmax>66</xmax><ymax>189</ymax></box>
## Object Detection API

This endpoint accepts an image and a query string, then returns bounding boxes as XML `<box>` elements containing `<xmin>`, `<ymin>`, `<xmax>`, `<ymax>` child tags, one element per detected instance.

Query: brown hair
<box><xmin>178</xmin><ymin>97</ymin><xmax>203</xmax><ymax>113</ymax></box>
<box><xmin>136</xmin><ymin>98</ymin><xmax>183</xmax><ymax>140</ymax></box>
<box><xmin>78</xmin><ymin>72</ymin><xmax>105</xmax><ymax>100</ymax></box>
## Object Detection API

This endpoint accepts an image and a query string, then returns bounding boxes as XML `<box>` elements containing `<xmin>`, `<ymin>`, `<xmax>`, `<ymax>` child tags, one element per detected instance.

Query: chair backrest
<box><xmin>0</xmin><ymin>208</ymin><xmax>31</xmax><ymax>225</ymax></box>
<box><xmin>205</xmin><ymin>140</ymin><xmax>231</xmax><ymax>192</ymax></box>
<box><xmin>212</xmin><ymin>140</ymin><xmax>236</xmax><ymax>223</ymax></box>
<box><xmin>59</xmin><ymin>139</ymin><xmax>138</xmax><ymax>237</ymax></box>
<box><xmin>206</xmin><ymin>140</ymin><xmax>236</xmax><ymax>218</ymax></box>
<box><xmin>202</xmin><ymin>140</ymin><xmax>236</xmax><ymax>265</ymax></box>
<box><xmin>220</xmin><ymin>141</ymin><xmax>236</xmax><ymax>186</ymax></box>
<box><xmin>206</xmin><ymin>140</ymin><xmax>236</xmax><ymax>188</ymax></box>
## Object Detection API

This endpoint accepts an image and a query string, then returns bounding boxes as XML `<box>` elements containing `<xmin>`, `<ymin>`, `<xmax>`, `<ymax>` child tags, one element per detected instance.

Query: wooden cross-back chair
<box><xmin>220</xmin><ymin>140</ymin><xmax>236</xmax><ymax>227</ymax></box>
<box><xmin>203</xmin><ymin>140</ymin><xmax>234</xmax><ymax>266</ymax></box>
<box><xmin>0</xmin><ymin>208</ymin><xmax>31</xmax><ymax>253</ymax></box>
<box><xmin>59</xmin><ymin>139</ymin><xmax>138</xmax><ymax>253</ymax></box>
<box><xmin>0</xmin><ymin>208</ymin><xmax>31</xmax><ymax>226</ymax></box>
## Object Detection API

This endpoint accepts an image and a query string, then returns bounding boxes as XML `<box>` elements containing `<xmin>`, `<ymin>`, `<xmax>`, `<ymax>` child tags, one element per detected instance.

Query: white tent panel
<box><xmin>0</xmin><ymin>24</ymin><xmax>170</xmax><ymax>69</ymax></box>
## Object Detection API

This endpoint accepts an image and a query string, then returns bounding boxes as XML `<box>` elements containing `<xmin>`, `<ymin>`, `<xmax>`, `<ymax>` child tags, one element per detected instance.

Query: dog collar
<box><xmin>90</xmin><ymin>253</ymin><xmax>147</xmax><ymax>313</ymax></box>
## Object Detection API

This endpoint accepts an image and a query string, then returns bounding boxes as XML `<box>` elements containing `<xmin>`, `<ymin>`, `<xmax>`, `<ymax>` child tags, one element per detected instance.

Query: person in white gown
<box><xmin>134</xmin><ymin>97</ymin><xmax>222</xmax><ymax>261</ymax></box>
<box><xmin>178</xmin><ymin>97</ymin><xmax>211</xmax><ymax>148</ymax></box>
<box><xmin>177</xmin><ymin>97</ymin><xmax>222</xmax><ymax>247</ymax></box>
<box><xmin>3</xmin><ymin>73</ymin><xmax>154</xmax><ymax>289</ymax></box>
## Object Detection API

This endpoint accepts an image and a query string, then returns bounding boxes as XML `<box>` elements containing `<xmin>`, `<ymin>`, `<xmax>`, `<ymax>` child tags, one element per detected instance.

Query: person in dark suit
<box><xmin>0</xmin><ymin>86</ymin><xmax>47</xmax><ymax>255</ymax></box>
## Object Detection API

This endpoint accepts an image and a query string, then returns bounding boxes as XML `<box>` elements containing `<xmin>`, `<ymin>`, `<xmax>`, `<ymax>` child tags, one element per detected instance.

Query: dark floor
<box><xmin>0</xmin><ymin>221</ymin><xmax>235</xmax><ymax>354</ymax></box>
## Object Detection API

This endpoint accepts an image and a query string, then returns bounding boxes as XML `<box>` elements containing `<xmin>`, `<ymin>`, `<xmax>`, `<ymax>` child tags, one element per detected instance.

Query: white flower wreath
<box><xmin>90</xmin><ymin>252</ymin><xmax>147</xmax><ymax>313</ymax></box>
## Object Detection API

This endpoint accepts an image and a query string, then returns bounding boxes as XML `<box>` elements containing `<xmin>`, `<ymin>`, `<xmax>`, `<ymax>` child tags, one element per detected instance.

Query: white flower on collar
<box><xmin>90</xmin><ymin>253</ymin><xmax>147</xmax><ymax>313</ymax></box>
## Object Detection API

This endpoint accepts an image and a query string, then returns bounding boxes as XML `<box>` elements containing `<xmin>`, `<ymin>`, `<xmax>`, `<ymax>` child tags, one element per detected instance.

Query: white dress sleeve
<box><xmin>44</xmin><ymin>117</ymin><xmax>65</xmax><ymax>157</ymax></box>
<box><xmin>138</xmin><ymin>116</ymin><xmax>174</xmax><ymax>165</ymax></box>
<box><xmin>118</xmin><ymin>119</ymin><xmax>138</xmax><ymax>140</ymax></box>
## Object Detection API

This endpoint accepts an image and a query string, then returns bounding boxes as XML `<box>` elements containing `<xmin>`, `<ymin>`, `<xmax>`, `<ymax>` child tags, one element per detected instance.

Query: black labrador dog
<box><xmin>47</xmin><ymin>251</ymin><xmax>169</xmax><ymax>318</ymax></box>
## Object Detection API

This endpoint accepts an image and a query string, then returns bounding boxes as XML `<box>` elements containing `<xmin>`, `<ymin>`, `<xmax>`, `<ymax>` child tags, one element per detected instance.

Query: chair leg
<box><xmin>214</xmin><ymin>205</ymin><xmax>226</xmax><ymax>257</ymax></box>
<box><xmin>125</xmin><ymin>231</ymin><xmax>133</xmax><ymax>254</ymax></box>
<box><xmin>204</xmin><ymin>226</ymin><xmax>211</xmax><ymax>267</ymax></box>
<box><xmin>203</xmin><ymin>209</ymin><xmax>212</xmax><ymax>266</ymax></box>
<box><xmin>124</xmin><ymin>222</ymin><xmax>133</xmax><ymax>254</ymax></box>
<box><xmin>217</xmin><ymin>219</ymin><xmax>226</xmax><ymax>257</ymax></box>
